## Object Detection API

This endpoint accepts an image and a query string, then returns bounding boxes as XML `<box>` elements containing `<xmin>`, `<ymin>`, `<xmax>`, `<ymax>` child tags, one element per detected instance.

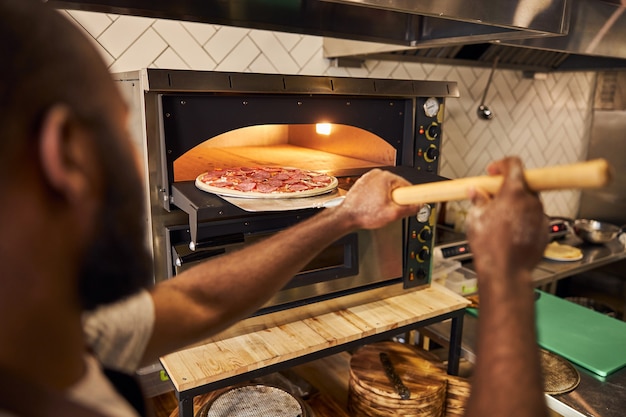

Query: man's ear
<box><xmin>38</xmin><ymin>105</ymin><xmax>98</xmax><ymax>204</ymax></box>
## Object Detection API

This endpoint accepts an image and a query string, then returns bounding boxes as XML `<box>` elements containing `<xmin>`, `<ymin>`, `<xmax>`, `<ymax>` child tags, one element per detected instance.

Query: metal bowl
<box><xmin>573</xmin><ymin>219</ymin><xmax>621</xmax><ymax>244</ymax></box>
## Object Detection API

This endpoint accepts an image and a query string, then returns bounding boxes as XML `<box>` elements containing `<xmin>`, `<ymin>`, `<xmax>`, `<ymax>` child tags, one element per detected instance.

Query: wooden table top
<box><xmin>160</xmin><ymin>284</ymin><xmax>469</xmax><ymax>393</ymax></box>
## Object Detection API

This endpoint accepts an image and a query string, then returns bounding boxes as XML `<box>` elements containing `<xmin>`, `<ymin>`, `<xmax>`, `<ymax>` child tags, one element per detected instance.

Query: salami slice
<box><xmin>195</xmin><ymin>166</ymin><xmax>338</xmax><ymax>199</ymax></box>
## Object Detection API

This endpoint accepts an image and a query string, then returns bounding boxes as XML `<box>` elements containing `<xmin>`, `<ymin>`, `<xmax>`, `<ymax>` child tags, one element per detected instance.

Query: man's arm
<box><xmin>464</xmin><ymin>157</ymin><xmax>549</xmax><ymax>417</ymax></box>
<box><xmin>141</xmin><ymin>168</ymin><xmax>420</xmax><ymax>365</ymax></box>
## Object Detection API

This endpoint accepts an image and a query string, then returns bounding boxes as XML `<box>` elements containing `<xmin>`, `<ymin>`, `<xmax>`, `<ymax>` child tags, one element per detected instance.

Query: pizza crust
<box><xmin>195</xmin><ymin>167</ymin><xmax>338</xmax><ymax>199</ymax></box>
<box><xmin>543</xmin><ymin>242</ymin><xmax>583</xmax><ymax>261</ymax></box>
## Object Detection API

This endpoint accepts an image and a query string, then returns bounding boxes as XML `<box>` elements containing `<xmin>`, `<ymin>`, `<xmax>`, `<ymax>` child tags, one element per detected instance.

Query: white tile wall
<box><xmin>98</xmin><ymin>15</ymin><xmax>154</xmax><ymax>58</ymax></box>
<box><xmin>63</xmin><ymin>10</ymin><xmax>596</xmax><ymax>218</ymax></box>
<box><xmin>152</xmin><ymin>20</ymin><xmax>216</xmax><ymax>70</ymax></box>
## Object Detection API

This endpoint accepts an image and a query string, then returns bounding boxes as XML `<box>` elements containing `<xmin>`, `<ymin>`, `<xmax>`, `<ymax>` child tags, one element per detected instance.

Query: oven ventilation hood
<box><xmin>49</xmin><ymin>0</ymin><xmax>568</xmax><ymax>48</ymax></box>
<box><xmin>324</xmin><ymin>0</ymin><xmax>626</xmax><ymax>72</ymax></box>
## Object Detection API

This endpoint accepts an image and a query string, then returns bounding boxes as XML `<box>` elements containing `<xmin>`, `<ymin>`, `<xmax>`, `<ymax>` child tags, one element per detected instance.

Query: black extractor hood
<box><xmin>48</xmin><ymin>0</ymin><xmax>568</xmax><ymax>47</ymax></box>
<box><xmin>47</xmin><ymin>0</ymin><xmax>626</xmax><ymax>71</ymax></box>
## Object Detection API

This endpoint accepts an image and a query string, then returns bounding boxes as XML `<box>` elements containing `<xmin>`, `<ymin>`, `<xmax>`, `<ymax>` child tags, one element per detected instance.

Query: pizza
<box><xmin>543</xmin><ymin>241</ymin><xmax>583</xmax><ymax>261</ymax></box>
<box><xmin>195</xmin><ymin>166</ymin><xmax>338</xmax><ymax>199</ymax></box>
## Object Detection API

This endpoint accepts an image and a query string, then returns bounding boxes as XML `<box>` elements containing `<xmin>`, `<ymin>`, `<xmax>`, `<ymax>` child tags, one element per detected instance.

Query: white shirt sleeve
<box><xmin>82</xmin><ymin>290</ymin><xmax>155</xmax><ymax>374</ymax></box>
<box><xmin>67</xmin><ymin>354</ymin><xmax>141</xmax><ymax>417</ymax></box>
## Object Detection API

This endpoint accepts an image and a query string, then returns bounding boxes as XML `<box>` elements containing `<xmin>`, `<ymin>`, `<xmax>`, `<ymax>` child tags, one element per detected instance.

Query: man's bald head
<box><xmin>0</xmin><ymin>0</ymin><xmax>126</xmax><ymax>177</ymax></box>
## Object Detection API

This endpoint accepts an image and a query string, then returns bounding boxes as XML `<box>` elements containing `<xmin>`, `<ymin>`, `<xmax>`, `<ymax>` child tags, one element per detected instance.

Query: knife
<box><xmin>379</xmin><ymin>352</ymin><xmax>411</xmax><ymax>400</ymax></box>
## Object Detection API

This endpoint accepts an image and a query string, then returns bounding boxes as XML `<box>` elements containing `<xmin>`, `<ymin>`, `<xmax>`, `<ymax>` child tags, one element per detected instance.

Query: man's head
<box><xmin>0</xmin><ymin>0</ymin><xmax>152</xmax><ymax>310</ymax></box>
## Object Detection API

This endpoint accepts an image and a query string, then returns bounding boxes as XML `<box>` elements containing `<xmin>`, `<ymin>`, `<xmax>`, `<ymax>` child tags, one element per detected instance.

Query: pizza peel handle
<box><xmin>391</xmin><ymin>158</ymin><xmax>613</xmax><ymax>206</ymax></box>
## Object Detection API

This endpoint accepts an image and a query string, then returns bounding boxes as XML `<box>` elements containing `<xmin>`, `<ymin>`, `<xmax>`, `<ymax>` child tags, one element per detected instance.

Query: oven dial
<box><xmin>424</xmin><ymin>145</ymin><xmax>439</xmax><ymax>162</ymax></box>
<box><xmin>425</xmin><ymin>123</ymin><xmax>441</xmax><ymax>140</ymax></box>
<box><xmin>415</xmin><ymin>268</ymin><xmax>426</xmax><ymax>280</ymax></box>
<box><xmin>417</xmin><ymin>246</ymin><xmax>430</xmax><ymax>262</ymax></box>
<box><xmin>418</xmin><ymin>226</ymin><xmax>432</xmax><ymax>242</ymax></box>
<box><xmin>416</xmin><ymin>204</ymin><xmax>432</xmax><ymax>223</ymax></box>
<box><xmin>423</xmin><ymin>97</ymin><xmax>440</xmax><ymax>118</ymax></box>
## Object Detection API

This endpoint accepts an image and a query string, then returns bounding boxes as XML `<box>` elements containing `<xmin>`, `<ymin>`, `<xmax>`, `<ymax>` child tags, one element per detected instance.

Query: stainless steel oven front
<box><xmin>169</xmin><ymin>214</ymin><xmax>403</xmax><ymax>314</ymax></box>
<box><xmin>114</xmin><ymin>69</ymin><xmax>458</xmax><ymax>315</ymax></box>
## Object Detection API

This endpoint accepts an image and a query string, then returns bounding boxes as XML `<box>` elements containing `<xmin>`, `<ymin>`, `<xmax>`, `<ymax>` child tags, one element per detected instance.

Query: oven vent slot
<box><xmin>146</xmin><ymin>69</ymin><xmax>459</xmax><ymax>98</ymax></box>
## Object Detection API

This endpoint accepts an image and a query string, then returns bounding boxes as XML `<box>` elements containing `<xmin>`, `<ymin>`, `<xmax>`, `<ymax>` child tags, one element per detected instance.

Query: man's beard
<box><xmin>77</xmin><ymin>140</ymin><xmax>153</xmax><ymax>311</ymax></box>
<box><xmin>77</xmin><ymin>207</ymin><xmax>153</xmax><ymax>311</ymax></box>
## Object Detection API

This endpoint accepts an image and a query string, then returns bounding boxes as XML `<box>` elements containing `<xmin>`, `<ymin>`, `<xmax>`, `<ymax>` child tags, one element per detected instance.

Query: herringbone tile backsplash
<box><xmin>63</xmin><ymin>10</ymin><xmax>596</xmax><ymax>220</ymax></box>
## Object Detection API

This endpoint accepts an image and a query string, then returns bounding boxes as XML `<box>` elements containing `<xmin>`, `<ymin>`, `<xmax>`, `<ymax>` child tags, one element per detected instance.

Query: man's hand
<box><xmin>466</xmin><ymin>157</ymin><xmax>549</xmax><ymax>278</ymax></box>
<box><xmin>336</xmin><ymin>168</ymin><xmax>421</xmax><ymax>230</ymax></box>
<box><xmin>463</xmin><ymin>157</ymin><xmax>550</xmax><ymax>417</ymax></box>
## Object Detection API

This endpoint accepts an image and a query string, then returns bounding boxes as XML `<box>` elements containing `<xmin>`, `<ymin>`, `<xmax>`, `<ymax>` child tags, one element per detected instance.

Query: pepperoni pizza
<box><xmin>195</xmin><ymin>166</ymin><xmax>338</xmax><ymax>199</ymax></box>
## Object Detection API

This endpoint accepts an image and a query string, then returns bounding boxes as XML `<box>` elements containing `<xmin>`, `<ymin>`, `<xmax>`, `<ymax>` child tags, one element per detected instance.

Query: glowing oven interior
<box><xmin>173</xmin><ymin>123</ymin><xmax>397</xmax><ymax>183</ymax></box>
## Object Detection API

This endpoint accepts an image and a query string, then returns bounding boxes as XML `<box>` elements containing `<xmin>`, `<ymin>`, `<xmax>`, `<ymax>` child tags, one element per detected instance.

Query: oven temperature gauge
<box><xmin>416</xmin><ymin>204</ymin><xmax>432</xmax><ymax>223</ymax></box>
<box><xmin>423</xmin><ymin>97</ymin><xmax>440</xmax><ymax>118</ymax></box>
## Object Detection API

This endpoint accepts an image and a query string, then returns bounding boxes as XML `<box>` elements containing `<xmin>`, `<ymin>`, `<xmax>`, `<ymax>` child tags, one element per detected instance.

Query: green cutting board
<box><xmin>535</xmin><ymin>290</ymin><xmax>626</xmax><ymax>377</ymax></box>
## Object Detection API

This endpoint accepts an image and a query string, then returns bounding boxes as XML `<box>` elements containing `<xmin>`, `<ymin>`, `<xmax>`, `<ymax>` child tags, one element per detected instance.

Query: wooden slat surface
<box><xmin>160</xmin><ymin>284</ymin><xmax>469</xmax><ymax>393</ymax></box>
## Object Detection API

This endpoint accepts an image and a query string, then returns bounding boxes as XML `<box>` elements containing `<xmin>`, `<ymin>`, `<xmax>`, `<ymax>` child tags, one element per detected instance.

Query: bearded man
<box><xmin>0</xmin><ymin>1</ymin><xmax>549</xmax><ymax>417</ymax></box>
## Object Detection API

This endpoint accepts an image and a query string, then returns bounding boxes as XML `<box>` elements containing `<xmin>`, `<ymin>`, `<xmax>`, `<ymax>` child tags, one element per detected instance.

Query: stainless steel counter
<box><xmin>462</xmin><ymin>234</ymin><xmax>626</xmax><ymax>288</ymax></box>
<box><xmin>534</xmin><ymin>235</ymin><xmax>626</xmax><ymax>285</ymax></box>
<box><xmin>551</xmin><ymin>359</ymin><xmax>626</xmax><ymax>417</ymax></box>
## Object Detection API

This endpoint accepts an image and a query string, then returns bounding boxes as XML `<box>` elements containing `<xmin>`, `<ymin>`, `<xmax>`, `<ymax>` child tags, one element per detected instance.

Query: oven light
<box><xmin>316</xmin><ymin>123</ymin><xmax>332</xmax><ymax>135</ymax></box>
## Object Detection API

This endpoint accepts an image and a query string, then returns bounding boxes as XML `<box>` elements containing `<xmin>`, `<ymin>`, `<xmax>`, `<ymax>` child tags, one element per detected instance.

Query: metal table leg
<box><xmin>446</xmin><ymin>311</ymin><xmax>464</xmax><ymax>375</ymax></box>
<box><xmin>177</xmin><ymin>393</ymin><xmax>194</xmax><ymax>417</ymax></box>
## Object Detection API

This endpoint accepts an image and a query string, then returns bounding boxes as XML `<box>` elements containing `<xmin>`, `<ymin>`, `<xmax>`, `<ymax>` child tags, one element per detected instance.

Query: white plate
<box><xmin>543</xmin><ymin>253</ymin><xmax>583</xmax><ymax>262</ymax></box>
<box><xmin>220</xmin><ymin>189</ymin><xmax>346</xmax><ymax>212</ymax></box>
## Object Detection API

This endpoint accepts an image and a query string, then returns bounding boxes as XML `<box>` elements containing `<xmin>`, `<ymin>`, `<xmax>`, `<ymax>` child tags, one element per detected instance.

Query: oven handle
<box><xmin>190</xmin><ymin>233</ymin><xmax>245</xmax><ymax>251</ymax></box>
<box><xmin>174</xmin><ymin>248</ymin><xmax>226</xmax><ymax>267</ymax></box>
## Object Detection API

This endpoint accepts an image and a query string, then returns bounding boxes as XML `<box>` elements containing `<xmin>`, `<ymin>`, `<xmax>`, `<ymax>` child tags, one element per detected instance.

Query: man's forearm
<box><xmin>171</xmin><ymin>206</ymin><xmax>356</xmax><ymax>323</ymax></box>
<box><xmin>144</xmin><ymin>206</ymin><xmax>357</xmax><ymax>362</ymax></box>
<box><xmin>464</xmin><ymin>269</ymin><xmax>548</xmax><ymax>417</ymax></box>
<box><xmin>142</xmin><ymin>168</ymin><xmax>420</xmax><ymax>365</ymax></box>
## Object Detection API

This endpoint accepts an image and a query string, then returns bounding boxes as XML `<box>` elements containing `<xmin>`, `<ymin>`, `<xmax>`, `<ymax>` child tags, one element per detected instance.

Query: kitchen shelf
<box><xmin>159</xmin><ymin>284</ymin><xmax>469</xmax><ymax>417</ymax></box>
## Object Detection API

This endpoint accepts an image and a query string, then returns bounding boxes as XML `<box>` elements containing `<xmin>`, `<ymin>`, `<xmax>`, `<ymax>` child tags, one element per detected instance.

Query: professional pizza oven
<box><xmin>115</xmin><ymin>69</ymin><xmax>458</xmax><ymax>315</ymax></box>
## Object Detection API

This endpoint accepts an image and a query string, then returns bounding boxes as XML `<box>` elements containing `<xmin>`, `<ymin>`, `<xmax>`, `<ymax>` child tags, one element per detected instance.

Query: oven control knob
<box><xmin>417</xmin><ymin>246</ymin><xmax>430</xmax><ymax>262</ymax></box>
<box><xmin>415</xmin><ymin>268</ymin><xmax>427</xmax><ymax>280</ymax></box>
<box><xmin>418</xmin><ymin>227</ymin><xmax>432</xmax><ymax>242</ymax></box>
<box><xmin>425</xmin><ymin>145</ymin><xmax>439</xmax><ymax>162</ymax></box>
<box><xmin>426</xmin><ymin>123</ymin><xmax>440</xmax><ymax>140</ymax></box>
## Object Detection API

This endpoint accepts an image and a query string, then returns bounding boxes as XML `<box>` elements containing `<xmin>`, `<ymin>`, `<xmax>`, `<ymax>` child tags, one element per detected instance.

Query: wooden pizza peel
<box><xmin>391</xmin><ymin>159</ymin><xmax>612</xmax><ymax>205</ymax></box>
<box><xmin>198</xmin><ymin>158</ymin><xmax>612</xmax><ymax>211</ymax></box>
<box><xmin>219</xmin><ymin>188</ymin><xmax>347</xmax><ymax>212</ymax></box>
